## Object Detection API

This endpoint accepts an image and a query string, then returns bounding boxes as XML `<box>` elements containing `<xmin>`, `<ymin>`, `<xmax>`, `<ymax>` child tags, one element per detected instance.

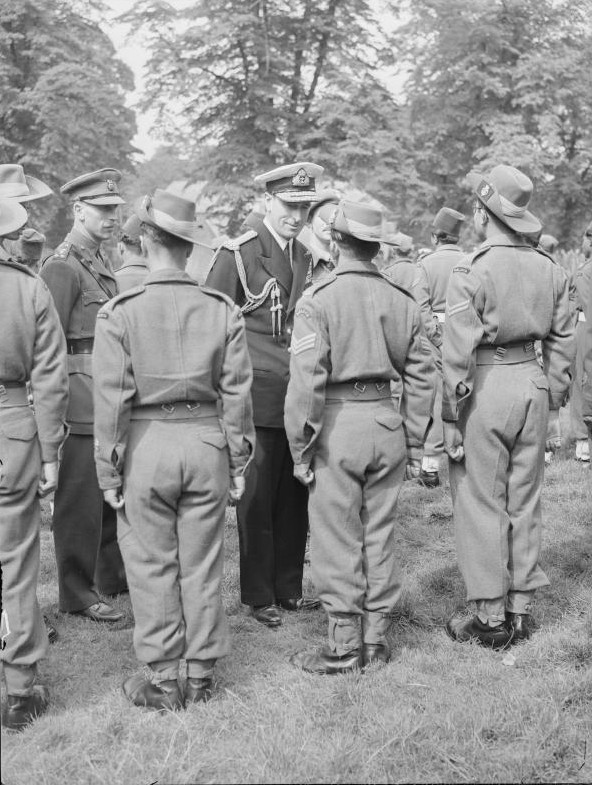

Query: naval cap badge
<box><xmin>292</xmin><ymin>168</ymin><xmax>310</xmax><ymax>187</ymax></box>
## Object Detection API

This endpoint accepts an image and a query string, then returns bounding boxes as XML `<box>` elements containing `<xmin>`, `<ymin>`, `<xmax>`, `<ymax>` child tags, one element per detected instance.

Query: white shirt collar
<box><xmin>264</xmin><ymin>217</ymin><xmax>290</xmax><ymax>253</ymax></box>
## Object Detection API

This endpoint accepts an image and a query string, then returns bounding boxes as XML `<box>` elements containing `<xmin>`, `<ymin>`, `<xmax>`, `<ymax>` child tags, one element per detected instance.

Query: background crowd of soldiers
<box><xmin>0</xmin><ymin>157</ymin><xmax>590</xmax><ymax>730</ymax></box>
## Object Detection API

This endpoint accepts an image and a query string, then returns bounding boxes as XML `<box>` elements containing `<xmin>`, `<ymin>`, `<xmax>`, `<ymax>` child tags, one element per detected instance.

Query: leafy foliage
<box><xmin>394</xmin><ymin>0</ymin><xmax>592</xmax><ymax>245</ymax></box>
<box><xmin>122</xmin><ymin>0</ymin><xmax>414</xmax><ymax>233</ymax></box>
<box><xmin>0</xmin><ymin>0</ymin><xmax>137</xmax><ymax>244</ymax></box>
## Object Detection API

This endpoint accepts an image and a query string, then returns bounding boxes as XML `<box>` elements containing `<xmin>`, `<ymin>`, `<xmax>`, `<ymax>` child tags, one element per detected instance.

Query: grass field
<box><xmin>2</xmin><ymin>435</ymin><xmax>592</xmax><ymax>784</ymax></box>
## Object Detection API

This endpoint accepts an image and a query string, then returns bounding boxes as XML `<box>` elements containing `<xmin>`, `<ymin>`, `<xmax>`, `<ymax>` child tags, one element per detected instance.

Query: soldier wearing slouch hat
<box><xmin>285</xmin><ymin>200</ymin><xmax>436</xmax><ymax>674</ymax></box>
<box><xmin>443</xmin><ymin>165</ymin><xmax>574</xmax><ymax>649</ymax></box>
<box><xmin>93</xmin><ymin>189</ymin><xmax>254</xmax><ymax>710</ymax></box>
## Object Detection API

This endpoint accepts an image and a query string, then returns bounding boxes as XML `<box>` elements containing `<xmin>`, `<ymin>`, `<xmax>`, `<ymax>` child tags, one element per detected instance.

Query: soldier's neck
<box><xmin>145</xmin><ymin>248</ymin><xmax>187</xmax><ymax>272</ymax></box>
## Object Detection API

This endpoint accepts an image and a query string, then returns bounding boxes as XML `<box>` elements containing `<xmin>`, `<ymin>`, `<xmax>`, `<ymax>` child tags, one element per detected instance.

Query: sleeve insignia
<box><xmin>447</xmin><ymin>298</ymin><xmax>470</xmax><ymax>317</ymax></box>
<box><xmin>452</xmin><ymin>266</ymin><xmax>470</xmax><ymax>274</ymax></box>
<box><xmin>291</xmin><ymin>332</ymin><xmax>317</xmax><ymax>355</ymax></box>
<box><xmin>97</xmin><ymin>312</ymin><xmax>109</xmax><ymax>319</ymax></box>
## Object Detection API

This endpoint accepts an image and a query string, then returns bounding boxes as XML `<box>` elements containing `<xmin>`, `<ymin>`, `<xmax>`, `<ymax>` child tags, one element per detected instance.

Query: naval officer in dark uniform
<box><xmin>206</xmin><ymin>162</ymin><xmax>322</xmax><ymax>627</ymax></box>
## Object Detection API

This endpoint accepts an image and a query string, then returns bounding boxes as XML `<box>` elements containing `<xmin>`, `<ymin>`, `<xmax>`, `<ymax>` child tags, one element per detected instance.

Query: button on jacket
<box><xmin>285</xmin><ymin>258</ymin><xmax>436</xmax><ymax>469</ymax></box>
<box><xmin>93</xmin><ymin>268</ymin><xmax>255</xmax><ymax>490</ymax></box>
<box><xmin>442</xmin><ymin>237</ymin><xmax>574</xmax><ymax>422</ymax></box>
<box><xmin>40</xmin><ymin>227</ymin><xmax>117</xmax><ymax>434</ymax></box>
<box><xmin>206</xmin><ymin>223</ymin><xmax>313</xmax><ymax>427</ymax></box>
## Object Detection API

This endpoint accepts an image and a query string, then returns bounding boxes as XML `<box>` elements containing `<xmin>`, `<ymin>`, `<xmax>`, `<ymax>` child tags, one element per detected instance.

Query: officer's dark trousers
<box><xmin>53</xmin><ymin>434</ymin><xmax>126</xmax><ymax>612</ymax></box>
<box><xmin>237</xmin><ymin>426</ymin><xmax>308</xmax><ymax>606</ymax></box>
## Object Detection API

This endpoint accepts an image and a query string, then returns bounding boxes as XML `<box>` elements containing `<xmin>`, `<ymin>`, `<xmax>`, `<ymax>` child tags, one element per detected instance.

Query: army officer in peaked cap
<box><xmin>285</xmin><ymin>200</ymin><xmax>436</xmax><ymax>673</ymax></box>
<box><xmin>40</xmin><ymin>169</ymin><xmax>127</xmax><ymax>623</ymax></box>
<box><xmin>443</xmin><ymin>165</ymin><xmax>574</xmax><ymax>649</ymax></box>
<box><xmin>93</xmin><ymin>189</ymin><xmax>254</xmax><ymax>710</ymax></box>
<box><xmin>206</xmin><ymin>161</ymin><xmax>322</xmax><ymax>628</ymax></box>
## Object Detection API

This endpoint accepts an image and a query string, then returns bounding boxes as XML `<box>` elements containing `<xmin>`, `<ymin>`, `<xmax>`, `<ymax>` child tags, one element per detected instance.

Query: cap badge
<box><xmin>292</xmin><ymin>168</ymin><xmax>310</xmax><ymax>187</ymax></box>
<box><xmin>106</xmin><ymin>179</ymin><xmax>115</xmax><ymax>192</ymax></box>
<box><xmin>478</xmin><ymin>181</ymin><xmax>493</xmax><ymax>201</ymax></box>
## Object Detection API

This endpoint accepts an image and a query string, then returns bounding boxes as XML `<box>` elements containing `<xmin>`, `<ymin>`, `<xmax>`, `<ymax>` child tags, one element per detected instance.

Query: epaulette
<box><xmin>301</xmin><ymin>272</ymin><xmax>337</xmax><ymax>297</ymax></box>
<box><xmin>379</xmin><ymin>272</ymin><xmax>416</xmax><ymax>301</ymax></box>
<box><xmin>222</xmin><ymin>229</ymin><xmax>258</xmax><ymax>252</ymax></box>
<box><xmin>199</xmin><ymin>284</ymin><xmax>237</xmax><ymax>309</ymax></box>
<box><xmin>460</xmin><ymin>244</ymin><xmax>491</xmax><ymax>269</ymax></box>
<box><xmin>42</xmin><ymin>241</ymin><xmax>72</xmax><ymax>266</ymax></box>
<box><xmin>101</xmin><ymin>284</ymin><xmax>146</xmax><ymax>313</ymax></box>
<box><xmin>0</xmin><ymin>257</ymin><xmax>36</xmax><ymax>277</ymax></box>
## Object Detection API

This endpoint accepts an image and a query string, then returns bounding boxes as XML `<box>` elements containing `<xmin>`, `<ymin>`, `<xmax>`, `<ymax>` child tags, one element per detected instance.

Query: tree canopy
<box><xmin>393</xmin><ymin>0</ymin><xmax>592</xmax><ymax>245</ymax></box>
<box><xmin>0</xmin><ymin>0</ymin><xmax>137</xmax><ymax>244</ymax></box>
<box><xmin>122</xmin><ymin>0</ymin><xmax>413</xmax><ymax>233</ymax></box>
<box><xmin>2</xmin><ymin>0</ymin><xmax>591</xmax><ymax>247</ymax></box>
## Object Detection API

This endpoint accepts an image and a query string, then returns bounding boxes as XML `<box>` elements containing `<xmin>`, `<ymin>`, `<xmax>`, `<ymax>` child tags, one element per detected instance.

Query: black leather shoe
<box><xmin>44</xmin><ymin>616</ymin><xmax>58</xmax><ymax>644</ymax></box>
<box><xmin>290</xmin><ymin>646</ymin><xmax>362</xmax><ymax>675</ymax></box>
<box><xmin>446</xmin><ymin>615</ymin><xmax>514</xmax><ymax>650</ymax></box>
<box><xmin>278</xmin><ymin>597</ymin><xmax>321</xmax><ymax>611</ymax></box>
<box><xmin>122</xmin><ymin>673</ymin><xmax>184</xmax><ymax>711</ymax></box>
<box><xmin>507</xmin><ymin>612</ymin><xmax>536</xmax><ymax>642</ymax></box>
<box><xmin>251</xmin><ymin>604</ymin><xmax>282</xmax><ymax>627</ymax></box>
<box><xmin>2</xmin><ymin>685</ymin><xmax>49</xmax><ymax>731</ymax></box>
<box><xmin>74</xmin><ymin>601</ymin><xmax>123</xmax><ymax>622</ymax></box>
<box><xmin>419</xmin><ymin>469</ymin><xmax>440</xmax><ymax>488</ymax></box>
<box><xmin>362</xmin><ymin>642</ymin><xmax>391</xmax><ymax>667</ymax></box>
<box><xmin>185</xmin><ymin>677</ymin><xmax>213</xmax><ymax>704</ymax></box>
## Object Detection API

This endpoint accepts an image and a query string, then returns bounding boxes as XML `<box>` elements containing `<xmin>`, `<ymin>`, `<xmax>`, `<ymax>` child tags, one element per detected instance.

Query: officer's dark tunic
<box><xmin>40</xmin><ymin>228</ymin><xmax>127</xmax><ymax>611</ymax></box>
<box><xmin>206</xmin><ymin>222</ymin><xmax>311</xmax><ymax>606</ymax></box>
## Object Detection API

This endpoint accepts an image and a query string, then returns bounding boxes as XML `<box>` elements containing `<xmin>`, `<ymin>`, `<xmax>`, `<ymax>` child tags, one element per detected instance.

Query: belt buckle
<box><xmin>353</xmin><ymin>381</ymin><xmax>366</xmax><ymax>395</ymax></box>
<box><xmin>161</xmin><ymin>403</ymin><xmax>175</xmax><ymax>414</ymax></box>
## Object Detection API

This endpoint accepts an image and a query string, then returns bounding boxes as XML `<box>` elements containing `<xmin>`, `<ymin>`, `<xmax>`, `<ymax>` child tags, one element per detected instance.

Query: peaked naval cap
<box><xmin>254</xmin><ymin>162</ymin><xmax>323</xmax><ymax>203</ymax></box>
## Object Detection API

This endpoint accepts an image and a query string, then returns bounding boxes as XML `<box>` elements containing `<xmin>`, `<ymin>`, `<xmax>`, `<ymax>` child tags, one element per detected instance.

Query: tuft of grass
<box><xmin>2</xmin><ymin>435</ymin><xmax>592</xmax><ymax>784</ymax></box>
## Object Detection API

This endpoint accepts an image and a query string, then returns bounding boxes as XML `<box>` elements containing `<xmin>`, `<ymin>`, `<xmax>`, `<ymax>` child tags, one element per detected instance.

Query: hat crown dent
<box><xmin>0</xmin><ymin>164</ymin><xmax>30</xmax><ymax>195</ymax></box>
<box><xmin>342</xmin><ymin>201</ymin><xmax>382</xmax><ymax>229</ymax></box>
<box><xmin>144</xmin><ymin>188</ymin><xmax>196</xmax><ymax>223</ymax></box>
<box><xmin>136</xmin><ymin>188</ymin><xmax>198</xmax><ymax>244</ymax></box>
<box><xmin>489</xmin><ymin>165</ymin><xmax>533</xmax><ymax>210</ymax></box>
<box><xmin>0</xmin><ymin>164</ymin><xmax>52</xmax><ymax>201</ymax></box>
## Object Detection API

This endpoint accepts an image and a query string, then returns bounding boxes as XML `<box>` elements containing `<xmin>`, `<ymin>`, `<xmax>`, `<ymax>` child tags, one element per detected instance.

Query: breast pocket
<box><xmin>0</xmin><ymin>409</ymin><xmax>38</xmax><ymax>491</ymax></box>
<box><xmin>81</xmin><ymin>289</ymin><xmax>109</xmax><ymax>333</ymax></box>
